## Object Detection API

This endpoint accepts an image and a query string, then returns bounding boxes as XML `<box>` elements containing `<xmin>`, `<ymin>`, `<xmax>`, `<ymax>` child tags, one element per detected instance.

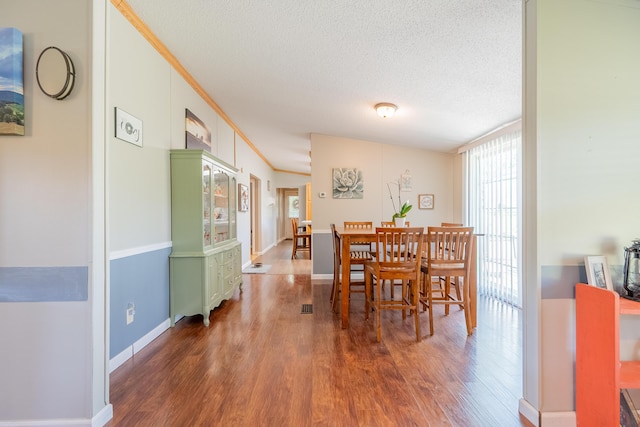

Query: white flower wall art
<box><xmin>333</xmin><ymin>168</ymin><xmax>363</xmax><ymax>199</ymax></box>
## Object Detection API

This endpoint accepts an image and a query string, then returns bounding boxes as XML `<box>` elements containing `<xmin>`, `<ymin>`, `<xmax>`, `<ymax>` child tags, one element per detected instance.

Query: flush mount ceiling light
<box><xmin>375</xmin><ymin>103</ymin><xmax>397</xmax><ymax>118</ymax></box>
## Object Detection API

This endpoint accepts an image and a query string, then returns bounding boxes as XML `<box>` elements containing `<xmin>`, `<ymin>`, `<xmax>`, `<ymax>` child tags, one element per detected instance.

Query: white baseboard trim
<box><xmin>133</xmin><ymin>318</ymin><xmax>170</xmax><ymax>354</ymax></box>
<box><xmin>540</xmin><ymin>411</ymin><xmax>575</xmax><ymax>427</ymax></box>
<box><xmin>0</xmin><ymin>404</ymin><xmax>114</xmax><ymax>427</ymax></box>
<box><xmin>0</xmin><ymin>421</ymin><xmax>88</xmax><ymax>426</ymax></box>
<box><xmin>244</xmin><ymin>242</ymin><xmax>278</xmax><ymax>265</ymax></box>
<box><xmin>109</xmin><ymin>346</ymin><xmax>133</xmax><ymax>373</ymax></box>
<box><xmin>519</xmin><ymin>401</ymin><xmax>576</xmax><ymax>427</ymax></box>
<box><xmin>92</xmin><ymin>404</ymin><xmax>113</xmax><ymax>427</ymax></box>
<box><xmin>109</xmin><ymin>318</ymin><xmax>171</xmax><ymax>373</ymax></box>
<box><xmin>519</xmin><ymin>399</ymin><xmax>539</xmax><ymax>426</ymax></box>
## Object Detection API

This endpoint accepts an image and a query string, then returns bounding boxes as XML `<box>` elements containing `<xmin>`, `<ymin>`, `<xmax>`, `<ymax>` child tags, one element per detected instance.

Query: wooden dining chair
<box><xmin>330</xmin><ymin>223</ymin><xmax>369</xmax><ymax>312</ymax></box>
<box><xmin>364</xmin><ymin>227</ymin><xmax>424</xmax><ymax>342</ymax></box>
<box><xmin>330</xmin><ymin>223</ymin><xmax>341</xmax><ymax>311</ymax></box>
<box><xmin>381</xmin><ymin>221</ymin><xmax>410</xmax><ymax>227</ymax></box>
<box><xmin>343</xmin><ymin>221</ymin><xmax>375</xmax><ymax>262</ymax></box>
<box><xmin>379</xmin><ymin>221</ymin><xmax>412</xmax><ymax>297</ymax></box>
<box><xmin>290</xmin><ymin>217</ymin><xmax>311</xmax><ymax>259</ymax></box>
<box><xmin>420</xmin><ymin>226</ymin><xmax>474</xmax><ymax>336</ymax></box>
<box><xmin>437</xmin><ymin>222</ymin><xmax>464</xmax><ymax>300</ymax></box>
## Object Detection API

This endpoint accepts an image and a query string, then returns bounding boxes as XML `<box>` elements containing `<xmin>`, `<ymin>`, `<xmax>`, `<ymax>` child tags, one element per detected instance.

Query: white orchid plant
<box><xmin>387</xmin><ymin>181</ymin><xmax>412</xmax><ymax>221</ymax></box>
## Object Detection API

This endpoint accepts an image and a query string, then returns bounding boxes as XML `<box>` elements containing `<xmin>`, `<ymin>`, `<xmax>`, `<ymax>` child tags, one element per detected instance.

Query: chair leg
<box><xmin>375</xmin><ymin>277</ymin><xmax>382</xmax><ymax>342</ymax></box>
<box><xmin>291</xmin><ymin>238</ymin><xmax>297</xmax><ymax>259</ymax></box>
<box><xmin>401</xmin><ymin>280</ymin><xmax>407</xmax><ymax>319</ymax></box>
<box><xmin>428</xmin><ymin>276</ymin><xmax>435</xmax><ymax>336</ymax></box>
<box><xmin>364</xmin><ymin>272</ymin><xmax>371</xmax><ymax>320</ymax></box>
<box><xmin>463</xmin><ymin>282</ymin><xmax>473</xmax><ymax>335</ymax></box>
<box><xmin>445</xmin><ymin>276</ymin><xmax>451</xmax><ymax>315</ymax></box>
<box><xmin>412</xmin><ymin>279</ymin><xmax>421</xmax><ymax>342</ymax></box>
<box><xmin>453</xmin><ymin>277</ymin><xmax>463</xmax><ymax>309</ymax></box>
<box><xmin>330</xmin><ymin>273</ymin><xmax>340</xmax><ymax>312</ymax></box>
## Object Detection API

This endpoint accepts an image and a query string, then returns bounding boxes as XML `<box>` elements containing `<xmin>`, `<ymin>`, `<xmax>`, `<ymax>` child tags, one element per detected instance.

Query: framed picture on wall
<box><xmin>400</xmin><ymin>173</ymin><xmax>412</xmax><ymax>191</ymax></box>
<box><xmin>418</xmin><ymin>194</ymin><xmax>434</xmax><ymax>210</ymax></box>
<box><xmin>238</xmin><ymin>184</ymin><xmax>249</xmax><ymax>212</ymax></box>
<box><xmin>185</xmin><ymin>108</ymin><xmax>212</xmax><ymax>151</ymax></box>
<box><xmin>115</xmin><ymin>107</ymin><xmax>143</xmax><ymax>147</ymax></box>
<box><xmin>0</xmin><ymin>28</ymin><xmax>24</xmax><ymax>136</ymax></box>
<box><xmin>584</xmin><ymin>255</ymin><xmax>613</xmax><ymax>291</ymax></box>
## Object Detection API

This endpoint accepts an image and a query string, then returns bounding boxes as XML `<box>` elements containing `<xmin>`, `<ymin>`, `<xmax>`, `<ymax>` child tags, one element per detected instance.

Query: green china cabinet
<box><xmin>169</xmin><ymin>150</ymin><xmax>242</xmax><ymax>327</ymax></box>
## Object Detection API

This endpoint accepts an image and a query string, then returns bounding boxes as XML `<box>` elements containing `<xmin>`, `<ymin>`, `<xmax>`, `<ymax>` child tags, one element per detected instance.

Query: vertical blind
<box><xmin>465</xmin><ymin>127</ymin><xmax>522</xmax><ymax>308</ymax></box>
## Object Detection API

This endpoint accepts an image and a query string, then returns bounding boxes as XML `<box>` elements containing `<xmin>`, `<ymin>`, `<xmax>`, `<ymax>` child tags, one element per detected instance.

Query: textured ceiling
<box><xmin>124</xmin><ymin>0</ymin><xmax>522</xmax><ymax>174</ymax></box>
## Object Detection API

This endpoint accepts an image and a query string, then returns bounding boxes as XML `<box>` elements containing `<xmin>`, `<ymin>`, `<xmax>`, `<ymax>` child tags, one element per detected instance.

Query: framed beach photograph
<box><xmin>418</xmin><ymin>194</ymin><xmax>434</xmax><ymax>210</ymax></box>
<box><xmin>185</xmin><ymin>108</ymin><xmax>212</xmax><ymax>151</ymax></box>
<box><xmin>584</xmin><ymin>255</ymin><xmax>613</xmax><ymax>291</ymax></box>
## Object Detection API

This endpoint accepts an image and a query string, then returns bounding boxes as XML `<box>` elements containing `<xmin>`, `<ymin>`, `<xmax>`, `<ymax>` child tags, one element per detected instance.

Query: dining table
<box><xmin>334</xmin><ymin>225</ymin><xmax>479</xmax><ymax>330</ymax></box>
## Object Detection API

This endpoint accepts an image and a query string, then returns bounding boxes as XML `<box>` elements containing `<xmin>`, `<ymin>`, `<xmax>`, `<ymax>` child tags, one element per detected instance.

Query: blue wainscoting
<box><xmin>0</xmin><ymin>266</ymin><xmax>88</xmax><ymax>302</ymax></box>
<box><xmin>110</xmin><ymin>246</ymin><xmax>170</xmax><ymax>359</ymax></box>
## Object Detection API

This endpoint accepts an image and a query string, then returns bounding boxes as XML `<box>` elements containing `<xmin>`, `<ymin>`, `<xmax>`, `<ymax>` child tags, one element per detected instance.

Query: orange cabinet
<box><xmin>575</xmin><ymin>283</ymin><xmax>640</xmax><ymax>425</ymax></box>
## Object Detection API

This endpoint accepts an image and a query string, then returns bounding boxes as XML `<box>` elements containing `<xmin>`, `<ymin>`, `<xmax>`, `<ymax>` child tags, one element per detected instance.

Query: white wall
<box><xmin>109</xmin><ymin>9</ymin><xmax>172</xmax><ymax>252</ymax></box>
<box><xmin>311</xmin><ymin>133</ymin><xmax>457</xmax><ymax>233</ymax></box>
<box><xmin>310</xmin><ymin>133</ymin><xmax>458</xmax><ymax>276</ymax></box>
<box><xmin>524</xmin><ymin>0</ymin><xmax>640</xmax><ymax>421</ymax></box>
<box><xmin>0</xmin><ymin>0</ymin><xmax>105</xmax><ymax>423</ymax></box>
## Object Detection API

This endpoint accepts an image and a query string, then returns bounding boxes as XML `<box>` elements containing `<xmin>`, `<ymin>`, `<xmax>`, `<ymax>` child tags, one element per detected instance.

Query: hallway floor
<box><xmin>107</xmin><ymin>240</ymin><xmax>530</xmax><ymax>426</ymax></box>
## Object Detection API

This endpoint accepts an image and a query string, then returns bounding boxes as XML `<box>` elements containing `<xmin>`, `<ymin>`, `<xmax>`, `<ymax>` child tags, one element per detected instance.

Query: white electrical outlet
<box><xmin>126</xmin><ymin>303</ymin><xmax>135</xmax><ymax>325</ymax></box>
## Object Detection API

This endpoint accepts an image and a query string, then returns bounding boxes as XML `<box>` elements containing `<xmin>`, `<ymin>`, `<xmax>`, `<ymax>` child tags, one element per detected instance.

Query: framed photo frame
<box><xmin>115</xmin><ymin>107</ymin><xmax>143</xmax><ymax>147</ymax></box>
<box><xmin>400</xmin><ymin>173</ymin><xmax>412</xmax><ymax>191</ymax></box>
<box><xmin>0</xmin><ymin>28</ymin><xmax>24</xmax><ymax>135</ymax></box>
<box><xmin>238</xmin><ymin>183</ymin><xmax>249</xmax><ymax>212</ymax></box>
<box><xmin>185</xmin><ymin>108</ymin><xmax>212</xmax><ymax>151</ymax></box>
<box><xmin>584</xmin><ymin>255</ymin><xmax>613</xmax><ymax>290</ymax></box>
<box><xmin>418</xmin><ymin>194</ymin><xmax>434</xmax><ymax>210</ymax></box>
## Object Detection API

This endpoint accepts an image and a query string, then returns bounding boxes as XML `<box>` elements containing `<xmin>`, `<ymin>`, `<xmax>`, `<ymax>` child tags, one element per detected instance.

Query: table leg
<box><xmin>470</xmin><ymin>235</ymin><xmax>477</xmax><ymax>328</ymax></box>
<box><xmin>341</xmin><ymin>236</ymin><xmax>351</xmax><ymax>328</ymax></box>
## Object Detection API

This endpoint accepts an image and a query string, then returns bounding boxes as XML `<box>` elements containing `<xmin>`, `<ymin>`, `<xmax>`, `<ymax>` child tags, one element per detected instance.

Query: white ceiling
<box><xmin>124</xmin><ymin>0</ymin><xmax>523</xmax><ymax>175</ymax></box>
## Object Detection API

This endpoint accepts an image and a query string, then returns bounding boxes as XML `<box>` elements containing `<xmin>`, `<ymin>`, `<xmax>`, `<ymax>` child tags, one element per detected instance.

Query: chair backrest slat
<box><xmin>425</xmin><ymin>226</ymin><xmax>474</xmax><ymax>275</ymax></box>
<box><xmin>344</xmin><ymin>221</ymin><xmax>373</xmax><ymax>230</ymax></box>
<box><xmin>374</xmin><ymin>227</ymin><xmax>424</xmax><ymax>277</ymax></box>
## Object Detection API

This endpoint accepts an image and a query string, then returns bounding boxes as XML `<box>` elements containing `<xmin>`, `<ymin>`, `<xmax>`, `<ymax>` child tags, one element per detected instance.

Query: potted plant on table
<box><xmin>392</xmin><ymin>200</ymin><xmax>412</xmax><ymax>227</ymax></box>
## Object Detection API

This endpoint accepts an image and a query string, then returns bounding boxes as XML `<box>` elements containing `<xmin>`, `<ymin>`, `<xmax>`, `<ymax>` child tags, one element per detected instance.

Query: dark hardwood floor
<box><xmin>107</xmin><ymin>240</ymin><xmax>531</xmax><ymax>426</ymax></box>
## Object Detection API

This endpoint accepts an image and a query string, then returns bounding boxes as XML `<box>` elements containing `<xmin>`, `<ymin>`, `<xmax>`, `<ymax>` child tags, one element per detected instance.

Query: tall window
<box><xmin>464</xmin><ymin>125</ymin><xmax>522</xmax><ymax>307</ymax></box>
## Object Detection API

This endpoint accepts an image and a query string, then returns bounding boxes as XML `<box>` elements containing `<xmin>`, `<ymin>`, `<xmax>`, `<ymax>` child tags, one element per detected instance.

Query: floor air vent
<box><xmin>301</xmin><ymin>304</ymin><xmax>313</xmax><ymax>314</ymax></box>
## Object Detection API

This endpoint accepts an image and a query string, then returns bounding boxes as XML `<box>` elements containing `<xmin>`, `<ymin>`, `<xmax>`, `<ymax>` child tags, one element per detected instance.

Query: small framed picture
<box><xmin>418</xmin><ymin>194</ymin><xmax>434</xmax><ymax>210</ymax></box>
<box><xmin>400</xmin><ymin>173</ymin><xmax>412</xmax><ymax>191</ymax></box>
<box><xmin>115</xmin><ymin>107</ymin><xmax>143</xmax><ymax>147</ymax></box>
<box><xmin>238</xmin><ymin>183</ymin><xmax>249</xmax><ymax>212</ymax></box>
<box><xmin>584</xmin><ymin>255</ymin><xmax>613</xmax><ymax>291</ymax></box>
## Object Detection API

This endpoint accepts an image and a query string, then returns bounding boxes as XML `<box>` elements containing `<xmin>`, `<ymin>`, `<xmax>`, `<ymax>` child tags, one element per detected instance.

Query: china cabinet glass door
<box><xmin>230</xmin><ymin>176</ymin><xmax>237</xmax><ymax>239</ymax></box>
<box><xmin>202</xmin><ymin>162</ymin><xmax>212</xmax><ymax>247</ymax></box>
<box><xmin>213</xmin><ymin>169</ymin><xmax>230</xmax><ymax>243</ymax></box>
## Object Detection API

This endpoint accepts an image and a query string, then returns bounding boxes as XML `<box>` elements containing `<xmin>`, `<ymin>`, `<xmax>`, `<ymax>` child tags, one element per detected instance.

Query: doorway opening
<box><xmin>250</xmin><ymin>175</ymin><xmax>261</xmax><ymax>260</ymax></box>
<box><xmin>279</xmin><ymin>188</ymin><xmax>299</xmax><ymax>241</ymax></box>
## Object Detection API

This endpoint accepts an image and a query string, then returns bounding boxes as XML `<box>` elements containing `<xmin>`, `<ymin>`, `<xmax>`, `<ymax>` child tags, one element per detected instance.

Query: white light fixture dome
<box><xmin>375</xmin><ymin>102</ymin><xmax>397</xmax><ymax>118</ymax></box>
